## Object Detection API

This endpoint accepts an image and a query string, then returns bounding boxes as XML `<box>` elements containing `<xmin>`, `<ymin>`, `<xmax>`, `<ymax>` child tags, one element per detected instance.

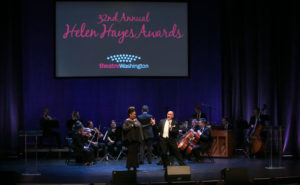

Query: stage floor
<box><xmin>0</xmin><ymin>157</ymin><xmax>299</xmax><ymax>184</ymax></box>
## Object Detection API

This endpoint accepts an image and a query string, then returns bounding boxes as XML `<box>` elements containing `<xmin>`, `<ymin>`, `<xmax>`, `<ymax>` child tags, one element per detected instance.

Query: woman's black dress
<box><xmin>122</xmin><ymin>119</ymin><xmax>143</xmax><ymax>169</ymax></box>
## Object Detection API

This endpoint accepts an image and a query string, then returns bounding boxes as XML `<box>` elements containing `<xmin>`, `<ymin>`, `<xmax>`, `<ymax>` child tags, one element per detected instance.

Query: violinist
<box><xmin>191</xmin><ymin>118</ymin><xmax>212</xmax><ymax>162</ymax></box>
<box><xmin>72</xmin><ymin>121</ymin><xmax>95</xmax><ymax>165</ymax></box>
<box><xmin>85</xmin><ymin>121</ymin><xmax>107</xmax><ymax>159</ymax></box>
<box><xmin>85</xmin><ymin>121</ymin><xmax>104</xmax><ymax>141</ymax></box>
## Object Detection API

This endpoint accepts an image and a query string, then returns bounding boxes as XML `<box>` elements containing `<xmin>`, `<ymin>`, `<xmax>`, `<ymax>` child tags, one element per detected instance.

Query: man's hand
<box><xmin>150</xmin><ymin>118</ymin><xmax>156</xmax><ymax>125</ymax></box>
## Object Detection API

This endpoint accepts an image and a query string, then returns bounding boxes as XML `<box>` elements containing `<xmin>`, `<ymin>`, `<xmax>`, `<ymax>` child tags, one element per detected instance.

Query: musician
<box><xmin>107</xmin><ymin>120</ymin><xmax>122</xmax><ymax>157</ymax></box>
<box><xmin>249</xmin><ymin>108</ymin><xmax>267</xmax><ymax>134</ymax></box>
<box><xmin>39</xmin><ymin>108</ymin><xmax>61</xmax><ymax>148</ymax></box>
<box><xmin>137</xmin><ymin>105</ymin><xmax>154</xmax><ymax>164</ymax></box>
<box><xmin>191</xmin><ymin>118</ymin><xmax>212</xmax><ymax>162</ymax></box>
<box><xmin>43</xmin><ymin>108</ymin><xmax>53</xmax><ymax>120</ymax></box>
<box><xmin>154</xmin><ymin>111</ymin><xmax>185</xmax><ymax>168</ymax></box>
<box><xmin>190</xmin><ymin>119</ymin><xmax>200</xmax><ymax>131</ymax></box>
<box><xmin>191</xmin><ymin>106</ymin><xmax>207</xmax><ymax>121</ymax></box>
<box><xmin>247</xmin><ymin>107</ymin><xmax>268</xmax><ymax>156</ymax></box>
<box><xmin>222</xmin><ymin>117</ymin><xmax>233</xmax><ymax>130</ymax></box>
<box><xmin>122</xmin><ymin>107</ymin><xmax>143</xmax><ymax>171</ymax></box>
<box><xmin>85</xmin><ymin>121</ymin><xmax>103</xmax><ymax>140</ymax></box>
<box><xmin>85</xmin><ymin>121</ymin><xmax>107</xmax><ymax>158</ymax></box>
<box><xmin>66</xmin><ymin>111</ymin><xmax>84</xmax><ymax>137</ymax></box>
<box><xmin>72</xmin><ymin>122</ymin><xmax>95</xmax><ymax>165</ymax></box>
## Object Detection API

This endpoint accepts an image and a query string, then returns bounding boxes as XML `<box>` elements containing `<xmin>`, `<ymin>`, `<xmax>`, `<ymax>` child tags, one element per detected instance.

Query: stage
<box><xmin>1</xmin><ymin>157</ymin><xmax>299</xmax><ymax>184</ymax></box>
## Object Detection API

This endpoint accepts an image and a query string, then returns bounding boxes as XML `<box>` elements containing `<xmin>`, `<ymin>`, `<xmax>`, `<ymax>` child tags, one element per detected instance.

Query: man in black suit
<box><xmin>192</xmin><ymin>106</ymin><xmax>207</xmax><ymax>121</ymax></box>
<box><xmin>222</xmin><ymin>117</ymin><xmax>233</xmax><ymax>130</ymax></box>
<box><xmin>153</xmin><ymin>111</ymin><xmax>185</xmax><ymax>168</ymax></box>
<box><xmin>137</xmin><ymin>105</ymin><xmax>154</xmax><ymax>164</ymax></box>
<box><xmin>191</xmin><ymin>118</ymin><xmax>212</xmax><ymax>162</ymax></box>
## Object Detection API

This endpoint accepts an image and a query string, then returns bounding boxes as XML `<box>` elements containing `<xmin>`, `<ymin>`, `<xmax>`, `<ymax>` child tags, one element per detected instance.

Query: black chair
<box><xmin>116</xmin><ymin>146</ymin><xmax>127</xmax><ymax>160</ymax></box>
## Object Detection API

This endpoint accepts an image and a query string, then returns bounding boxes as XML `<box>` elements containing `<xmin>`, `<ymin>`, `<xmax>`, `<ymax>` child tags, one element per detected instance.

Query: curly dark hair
<box><xmin>128</xmin><ymin>106</ymin><xmax>136</xmax><ymax>115</ymax></box>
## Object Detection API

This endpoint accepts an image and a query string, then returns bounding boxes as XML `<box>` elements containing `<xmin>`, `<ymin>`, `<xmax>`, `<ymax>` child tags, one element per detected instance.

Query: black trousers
<box><xmin>192</xmin><ymin>144</ymin><xmax>208</xmax><ymax>160</ymax></box>
<box><xmin>107</xmin><ymin>140</ymin><xmax>122</xmax><ymax>156</ymax></box>
<box><xmin>159</xmin><ymin>137</ymin><xmax>185</xmax><ymax>167</ymax></box>
<box><xmin>140</xmin><ymin>138</ymin><xmax>152</xmax><ymax>163</ymax></box>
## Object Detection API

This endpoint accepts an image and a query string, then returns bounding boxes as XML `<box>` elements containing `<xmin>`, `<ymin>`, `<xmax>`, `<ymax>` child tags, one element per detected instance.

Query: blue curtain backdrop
<box><xmin>18</xmin><ymin>0</ymin><xmax>222</xmax><ymax>149</ymax></box>
<box><xmin>221</xmin><ymin>0</ymin><xmax>300</xmax><ymax>155</ymax></box>
<box><xmin>2</xmin><ymin>0</ymin><xmax>299</xmax><ymax>157</ymax></box>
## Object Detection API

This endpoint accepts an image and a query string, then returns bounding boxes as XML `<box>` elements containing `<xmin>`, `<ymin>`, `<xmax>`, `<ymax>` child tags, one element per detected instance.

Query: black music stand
<box><xmin>265</xmin><ymin>125</ymin><xmax>285</xmax><ymax>170</ymax></box>
<box><xmin>39</xmin><ymin>119</ymin><xmax>60</xmax><ymax>148</ymax></box>
<box><xmin>19</xmin><ymin>130</ymin><xmax>43</xmax><ymax>176</ymax></box>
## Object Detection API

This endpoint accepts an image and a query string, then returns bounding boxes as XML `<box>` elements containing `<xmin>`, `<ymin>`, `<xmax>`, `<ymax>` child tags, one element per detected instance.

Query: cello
<box><xmin>178</xmin><ymin>130</ymin><xmax>201</xmax><ymax>154</ymax></box>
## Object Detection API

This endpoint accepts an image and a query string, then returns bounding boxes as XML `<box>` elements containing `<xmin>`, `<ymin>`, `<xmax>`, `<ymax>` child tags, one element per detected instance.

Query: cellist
<box><xmin>190</xmin><ymin>118</ymin><xmax>212</xmax><ymax>162</ymax></box>
<box><xmin>247</xmin><ymin>106</ymin><xmax>268</xmax><ymax>157</ymax></box>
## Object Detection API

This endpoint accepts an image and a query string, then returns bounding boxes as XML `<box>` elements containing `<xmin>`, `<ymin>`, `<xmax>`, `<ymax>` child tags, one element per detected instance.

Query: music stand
<box><xmin>19</xmin><ymin>130</ymin><xmax>43</xmax><ymax>176</ymax></box>
<box><xmin>265</xmin><ymin>125</ymin><xmax>285</xmax><ymax>170</ymax></box>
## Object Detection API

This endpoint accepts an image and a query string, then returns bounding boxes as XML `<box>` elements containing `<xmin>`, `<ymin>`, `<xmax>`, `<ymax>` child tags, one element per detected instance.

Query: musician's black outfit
<box><xmin>192</xmin><ymin>112</ymin><xmax>207</xmax><ymax>121</ymax></box>
<box><xmin>155</xmin><ymin>119</ymin><xmax>185</xmax><ymax>168</ymax></box>
<box><xmin>106</xmin><ymin>127</ymin><xmax>122</xmax><ymax>156</ymax></box>
<box><xmin>72</xmin><ymin>131</ymin><xmax>94</xmax><ymax>163</ymax></box>
<box><xmin>122</xmin><ymin>119</ymin><xmax>143</xmax><ymax>170</ymax></box>
<box><xmin>66</xmin><ymin>118</ymin><xmax>84</xmax><ymax>137</ymax></box>
<box><xmin>191</xmin><ymin>126</ymin><xmax>212</xmax><ymax>161</ymax></box>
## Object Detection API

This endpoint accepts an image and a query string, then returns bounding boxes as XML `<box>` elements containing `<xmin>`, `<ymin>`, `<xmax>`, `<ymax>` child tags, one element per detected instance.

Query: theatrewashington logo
<box><xmin>99</xmin><ymin>54</ymin><xmax>149</xmax><ymax>70</ymax></box>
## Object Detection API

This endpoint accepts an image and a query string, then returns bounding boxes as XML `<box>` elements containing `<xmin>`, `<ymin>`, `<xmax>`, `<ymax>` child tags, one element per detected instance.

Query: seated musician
<box><xmin>222</xmin><ymin>117</ymin><xmax>233</xmax><ymax>130</ymax></box>
<box><xmin>191</xmin><ymin>118</ymin><xmax>212</xmax><ymax>162</ymax></box>
<box><xmin>66</xmin><ymin>111</ymin><xmax>84</xmax><ymax>137</ymax></box>
<box><xmin>39</xmin><ymin>108</ymin><xmax>62</xmax><ymax>148</ymax></box>
<box><xmin>190</xmin><ymin>119</ymin><xmax>200</xmax><ymax>132</ymax></box>
<box><xmin>85</xmin><ymin>121</ymin><xmax>107</xmax><ymax>159</ymax></box>
<box><xmin>106</xmin><ymin>120</ymin><xmax>122</xmax><ymax>157</ymax></box>
<box><xmin>72</xmin><ymin>122</ymin><xmax>95</xmax><ymax>165</ymax></box>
